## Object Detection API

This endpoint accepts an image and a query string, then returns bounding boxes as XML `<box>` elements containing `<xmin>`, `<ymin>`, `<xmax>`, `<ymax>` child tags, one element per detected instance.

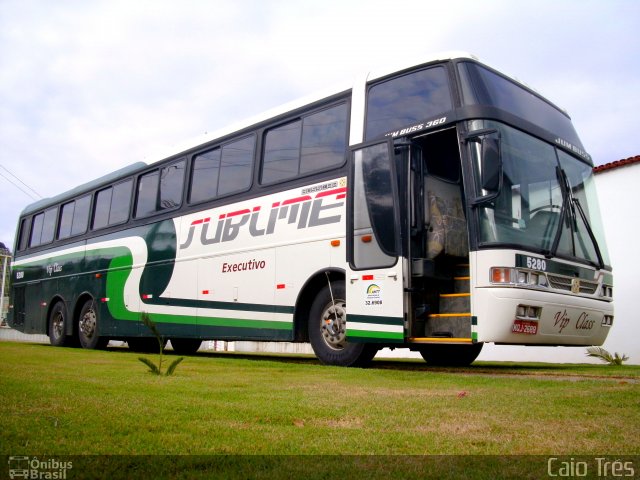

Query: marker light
<box><xmin>491</xmin><ymin>267</ymin><xmax>512</xmax><ymax>284</ymax></box>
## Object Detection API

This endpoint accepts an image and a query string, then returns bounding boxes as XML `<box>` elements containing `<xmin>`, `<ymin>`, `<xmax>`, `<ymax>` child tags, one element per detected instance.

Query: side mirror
<box><xmin>480</xmin><ymin>136</ymin><xmax>501</xmax><ymax>191</ymax></box>
<box><xmin>465</xmin><ymin>129</ymin><xmax>502</xmax><ymax>206</ymax></box>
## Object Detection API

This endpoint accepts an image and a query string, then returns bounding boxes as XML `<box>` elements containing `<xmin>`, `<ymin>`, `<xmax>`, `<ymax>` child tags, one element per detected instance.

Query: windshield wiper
<box><xmin>548</xmin><ymin>167</ymin><xmax>604</xmax><ymax>269</ymax></box>
<box><xmin>572</xmin><ymin>195</ymin><xmax>605</xmax><ymax>269</ymax></box>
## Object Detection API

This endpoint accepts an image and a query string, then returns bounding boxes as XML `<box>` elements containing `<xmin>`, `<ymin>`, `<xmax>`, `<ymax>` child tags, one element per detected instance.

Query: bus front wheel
<box><xmin>308</xmin><ymin>281</ymin><xmax>377</xmax><ymax>367</ymax></box>
<box><xmin>418</xmin><ymin>343</ymin><xmax>483</xmax><ymax>367</ymax></box>
<box><xmin>78</xmin><ymin>299</ymin><xmax>108</xmax><ymax>349</ymax></box>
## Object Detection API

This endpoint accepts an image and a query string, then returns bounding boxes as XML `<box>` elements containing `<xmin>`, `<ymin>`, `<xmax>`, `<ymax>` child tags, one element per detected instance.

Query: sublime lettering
<box><xmin>179</xmin><ymin>187</ymin><xmax>346</xmax><ymax>250</ymax></box>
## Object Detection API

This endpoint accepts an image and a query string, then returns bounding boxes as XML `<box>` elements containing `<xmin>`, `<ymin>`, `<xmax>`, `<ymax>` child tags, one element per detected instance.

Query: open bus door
<box><xmin>345</xmin><ymin>140</ymin><xmax>406</xmax><ymax>346</ymax></box>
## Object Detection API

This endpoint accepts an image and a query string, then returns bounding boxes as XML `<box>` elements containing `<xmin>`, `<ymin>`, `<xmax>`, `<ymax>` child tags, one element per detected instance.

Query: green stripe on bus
<box><xmin>347</xmin><ymin>330</ymin><xmax>404</xmax><ymax>342</ymax></box>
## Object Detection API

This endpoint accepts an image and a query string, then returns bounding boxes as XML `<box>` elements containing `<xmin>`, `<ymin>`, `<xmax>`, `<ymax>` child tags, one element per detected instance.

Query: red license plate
<box><xmin>512</xmin><ymin>319</ymin><xmax>538</xmax><ymax>335</ymax></box>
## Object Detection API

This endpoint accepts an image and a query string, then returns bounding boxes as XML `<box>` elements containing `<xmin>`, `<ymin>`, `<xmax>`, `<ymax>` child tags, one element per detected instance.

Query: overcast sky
<box><xmin>1</xmin><ymin>0</ymin><xmax>639</xmax><ymax>248</ymax></box>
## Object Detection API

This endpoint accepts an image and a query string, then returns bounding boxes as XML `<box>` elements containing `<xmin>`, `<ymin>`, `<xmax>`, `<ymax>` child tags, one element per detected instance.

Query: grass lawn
<box><xmin>1</xmin><ymin>341</ymin><xmax>638</xmax><ymax>478</ymax></box>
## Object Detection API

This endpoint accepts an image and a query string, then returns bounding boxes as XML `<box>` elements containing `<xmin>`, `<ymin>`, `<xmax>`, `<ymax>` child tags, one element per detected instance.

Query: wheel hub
<box><xmin>52</xmin><ymin>312</ymin><xmax>64</xmax><ymax>339</ymax></box>
<box><xmin>79</xmin><ymin>309</ymin><xmax>97</xmax><ymax>339</ymax></box>
<box><xmin>321</xmin><ymin>300</ymin><xmax>346</xmax><ymax>351</ymax></box>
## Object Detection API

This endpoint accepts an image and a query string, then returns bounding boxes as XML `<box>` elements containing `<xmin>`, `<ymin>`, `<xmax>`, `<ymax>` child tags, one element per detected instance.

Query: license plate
<box><xmin>512</xmin><ymin>319</ymin><xmax>538</xmax><ymax>335</ymax></box>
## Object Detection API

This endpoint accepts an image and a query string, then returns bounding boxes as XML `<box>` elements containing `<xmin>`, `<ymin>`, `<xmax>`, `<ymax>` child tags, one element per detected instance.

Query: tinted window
<box><xmin>365</xmin><ymin>66</ymin><xmax>452</xmax><ymax>139</ymax></box>
<box><xmin>41</xmin><ymin>208</ymin><xmax>57</xmax><ymax>245</ymax></box>
<box><xmin>159</xmin><ymin>161</ymin><xmax>185</xmax><ymax>209</ymax></box>
<box><xmin>262</xmin><ymin>104</ymin><xmax>348</xmax><ymax>184</ymax></box>
<box><xmin>71</xmin><ymin>194</ymin><xmax>91</xmax><ymax>236</ymax></box>
<box><xmin>109</xmin><ymin>180</ymin><xmax>133</xmax><ymax>224</ymax></box>
<box><xmin>135</xmin><ymin>170</ymin><xmax>159</xmax><ymax>217</ymax></box>
<box><xmin>300</xmin><ymin>104</ymin><xmax>348</xmax><ymax>174</ymax></box>
<box><xmin>58</xmin><ymin>201</ymin><xmax>75</xmax><ymax>239</ymax></box>
<box><xmin>17</xmin><ymin>218</ymin><xmax>29</xmax><ymax>251</ymax></box>
<box><xmin>93</xmin><ymin>187</ymin><xmax>113</xmax><ymax>229</ymax></box>
<box><xmin>218</xmin><ymin>136</ymin><xmax>254</xmax><ymax>196</ymax></box>
<box><xmin>60</xmin><ymin>194</ymin><xmax>92</xmax><ymax>239</ymax></box>
<box><xmin>262</xmin><ymin>120</ymin><xmax>302</xmax><ymax>184</ymax></box>
<box><xmin>136</xmin><ymin>160</ymin><xmax>185</xmax><ymax>217</ymax></box>
<box><xmin>29</xmin><ymin>213</ymin><xmax>44</xmax><ymax>247</ymax></box>
<box><xmin>190</xmin><ymin>148</ymin><xmax>221</xmax><ymax>203</ymax></box>
<box><xmin>30</xmin><ymin>207</ymin><xmax>57</xmax><ymax>247</ymax></box>
<box><xmin>458</xmin><ymin>62</ymin><xmax>584</xmax><ymax>152</ymax></box>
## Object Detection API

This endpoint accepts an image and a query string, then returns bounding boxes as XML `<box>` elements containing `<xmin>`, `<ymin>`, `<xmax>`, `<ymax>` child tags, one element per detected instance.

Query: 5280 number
<box><xmin>525</xmin><ymin>256</ymin><xmax>547</xmax><ymax>271</ymax></box>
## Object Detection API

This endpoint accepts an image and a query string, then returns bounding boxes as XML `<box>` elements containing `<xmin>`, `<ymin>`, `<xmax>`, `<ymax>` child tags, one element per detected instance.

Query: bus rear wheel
<box><xmin>418</xmin><ymin>343</ymin><xmax>483</xmax><ymax>367</ymax></box>
<box><xmin>48</xmin><ymin>301</ymin><xmax>73</xmax><ymax>347</ymax></box>
<box><xmin>170</xmin><ymin>338</ymin><xmax>202</xmax><ymax>355</ymax></box>
<box><xmin>78</xmin><ymin>299</ymin><xmax>108</xmax><ymax>350</ymax></box>
<box><xmin>308</xmin><ymin>281</ymin><xmax>377</xmax><ymax>367</ymax></box>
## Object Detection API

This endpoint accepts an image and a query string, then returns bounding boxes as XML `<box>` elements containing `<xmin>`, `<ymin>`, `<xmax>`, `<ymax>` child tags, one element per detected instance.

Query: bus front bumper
<box><xmin>474</xmin><ymin>287</ymin><xmax>613</xmax><ymax>346</ymax></box>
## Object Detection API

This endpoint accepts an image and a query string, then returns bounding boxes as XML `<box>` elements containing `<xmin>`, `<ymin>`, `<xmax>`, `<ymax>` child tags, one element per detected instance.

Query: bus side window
<box><xmin>190</xmin><ymin>148</ymin><xmax>221</xmax><ymax>203</ymax></box>
<box><xmin>218</xmin><ymin>136</ymin><xmax>255</xmax><ymax>196</ymax></box>
<box><xmin>365</xmin><ymin>66</ymin><xmax>452</xmax><ymax>140</ymax></box>
<box><xmin>29</xmin><ymin>207</ymin><xmax>57</xmax><ymax>247</ymax></box>
<box><xmin>261</xmin><ymin>103</ymin><xmax>348</xmax><ymax>185</ymax></box>
<box><xmin>135</xmin><ymin>160</ymin><xmax>185</xmax><ymax>217</ymax></box>
<box><xmin>17</xmin><ymin>217</ymin><xmax>29</xmax><ymax>251</ymax></box>
<box><xmin>262</xmin><ymin>120</ymin><xmax>302</xmax><ymax>184</ymax></box>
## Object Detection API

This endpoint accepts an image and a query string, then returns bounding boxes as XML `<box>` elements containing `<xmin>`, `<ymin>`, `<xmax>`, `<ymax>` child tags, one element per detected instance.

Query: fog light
<box><xmin>602</xmin><ymin>315</ymin><xmax>614</xmax><ymax>326</ymax></box>
<box><xmin>516</xmin><ymin>304</ymin><xmax>540</xmax><ymax>319</ymax></box>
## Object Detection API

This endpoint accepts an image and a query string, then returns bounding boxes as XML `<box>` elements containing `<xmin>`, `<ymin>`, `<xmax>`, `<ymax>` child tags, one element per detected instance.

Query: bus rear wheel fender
<box><xmin>77</xmin><ymin>299</ymin><xmax>108</xmax><ymax>349</ymax></box>
<box><xmin>48</xmin><ymin>300</ymin><xmax>73</xmax><ymax>347</ymax></box>
<box><xmin>308</xmin><ymin>280</ymin><xmax>377</xmax><ymax>367</ymax></box>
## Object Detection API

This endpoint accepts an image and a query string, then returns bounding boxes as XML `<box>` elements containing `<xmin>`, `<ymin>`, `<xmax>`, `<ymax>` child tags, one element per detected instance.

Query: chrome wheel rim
<box><xmin>79</xmin><ymin>308</ymin><xmax>97</xmax><ymax>340</ymax></box>
<box><xmin>52</xmin><ymin>311</ymin><xmax>64</xmax><ymax>339</ymax></box>
<box><xmin>320</xmin><ymin>299</ymin><xmax>346</xmax><ymax>351</ymax></box>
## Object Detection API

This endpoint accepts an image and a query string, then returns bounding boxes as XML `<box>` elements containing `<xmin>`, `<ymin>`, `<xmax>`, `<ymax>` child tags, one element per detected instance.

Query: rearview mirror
<box><xmin>480</xmin><ymin>136</ymin><xmax>501</xmax><ymax>191</ymax></box>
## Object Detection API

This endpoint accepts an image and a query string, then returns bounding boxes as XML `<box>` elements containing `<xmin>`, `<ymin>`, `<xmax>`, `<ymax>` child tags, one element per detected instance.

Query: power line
<box><xmin>0</xmin><ymin>170</ymin><xmax>40</xmax><ymax>200</ymax></box>
<box><xmin>0</xmin><ymin>164</ymin><xmax>42</xmax><ymax>199</ymax></box>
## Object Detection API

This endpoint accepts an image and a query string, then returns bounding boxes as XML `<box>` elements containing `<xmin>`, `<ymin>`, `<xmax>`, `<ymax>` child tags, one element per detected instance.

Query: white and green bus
<box><xmin>8</xmin><ymin>53</ymin><xmax>614</xmax><ymax>366</ymax></box>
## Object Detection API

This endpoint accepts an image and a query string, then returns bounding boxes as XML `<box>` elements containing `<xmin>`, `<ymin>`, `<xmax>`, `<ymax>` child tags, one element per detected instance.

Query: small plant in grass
<box><xmin>586</xmin><ymin>346</ymin><xmax>629</xmax><ymax>366</ymax></box>
<box><xmin>137</xmin><ymin>312</ymin><xmax>184</xmax><ymax>376</ymax></box>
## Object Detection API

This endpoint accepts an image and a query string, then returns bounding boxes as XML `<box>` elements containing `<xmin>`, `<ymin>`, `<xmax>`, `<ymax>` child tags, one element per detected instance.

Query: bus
<box><xmin>7</xmin><ymin>52</ymin><xmax>614</xmax><ymax>367</ymax></box>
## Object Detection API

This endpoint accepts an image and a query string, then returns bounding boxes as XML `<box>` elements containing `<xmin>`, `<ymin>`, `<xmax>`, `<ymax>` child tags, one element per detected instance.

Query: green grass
<box><xmin>0</xmin><ymin>342</ymin><xmax>638</xmax><ymax>478</ymax></box>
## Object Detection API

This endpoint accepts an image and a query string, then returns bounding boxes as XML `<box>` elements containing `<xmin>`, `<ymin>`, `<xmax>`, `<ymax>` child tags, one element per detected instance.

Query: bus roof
<box><xmin>21</xmin><ymin>161</ymin><xmax>146</xmax><ymax>216</ymax></box>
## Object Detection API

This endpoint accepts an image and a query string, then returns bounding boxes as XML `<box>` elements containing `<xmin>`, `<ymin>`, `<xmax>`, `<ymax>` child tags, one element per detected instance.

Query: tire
<box><xmin>48</xmin><ymin>301</ymin><xmax>72</xmax><ymax>347</ymax></box>
<box><xmin>127</xmin><ymin>337</ymin><xmax>165</xmax><ymax>353</ymax></box>
<box><xmin>170</xmin><ymin>338</ymin><xmax>202</xmax><ymax>355</ymax></box>
<box><xmin>308</xmin><ymin>281</ymin><xmax>378</xmax><ymax>367</ymax></box>
<box><xmin>419</xmin><ymin>343</ymin><xmax>483</xmax><ymax>367</ymax></box>
<box><xmin>78</xmin><ymin>299</ymin><xmax>108</xmax><ymax>349</ymax></box>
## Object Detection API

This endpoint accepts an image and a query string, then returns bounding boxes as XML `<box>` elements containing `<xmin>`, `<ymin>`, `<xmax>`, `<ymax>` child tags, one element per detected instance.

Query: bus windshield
<box><xmin>470</xmin><ymin>120</ymin><xmax>610</xmax><ymax>268</ymax></box>
<box><xmin>458</xmin><ymin>61</ymin><xmax>588</xmax><ymax>159</ymax></box>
